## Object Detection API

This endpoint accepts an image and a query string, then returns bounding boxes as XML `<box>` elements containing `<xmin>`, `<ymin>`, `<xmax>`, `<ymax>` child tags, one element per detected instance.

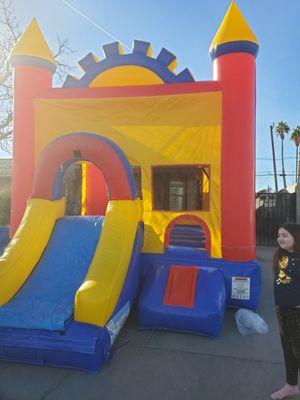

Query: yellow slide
<box><xmin>0</xmin><ymin>198</ymin><xmax>65</xmax><ymax>306</ymax></box>
<box><xmin>74</xmin><ymin>199</ymin><xmax>142</xmax><ymax>327</ymax></box>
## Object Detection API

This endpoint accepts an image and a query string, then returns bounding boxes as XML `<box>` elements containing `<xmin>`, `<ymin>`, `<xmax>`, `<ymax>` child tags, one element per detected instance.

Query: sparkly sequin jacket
<box><xmin>274</xmin><ymin>251</ymin><xmax>300</xmax><ymax>308</ymax></box>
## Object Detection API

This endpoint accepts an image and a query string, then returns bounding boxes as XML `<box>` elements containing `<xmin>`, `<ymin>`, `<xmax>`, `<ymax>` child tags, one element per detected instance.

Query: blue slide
<box><xmin>0</xmin><ymin>216</ymin><xmax>103</xmax><ymax>331</ymax></box>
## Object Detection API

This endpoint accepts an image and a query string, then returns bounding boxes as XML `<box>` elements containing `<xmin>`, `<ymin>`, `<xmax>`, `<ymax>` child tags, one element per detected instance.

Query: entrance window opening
<box><xmin>152</xmin><ymin>165</ymin><xmax>210</xmax><ymax>211</ymax></box>
<box><xmin>165</xmin><ymin>216</ymin><xmax>210</xmax><ymax>255</ymax></box>
<box><xmin>55</xmin><ymin>161</ymin><xmax>109</xmax><ymax>217</ymax></box>
<box><xmin>62</xmin><ymin>163</ymin><xmax>82</xmax><ymax>215</ymax></box>
<box><xmin>132</xmin><ymin>166</ymin><xmax>142</xmax><ymax>199</ymax></box>
<box><xmin>169</xmin><ymin>223</ymin><xmax>206</xmax><ymax>249</ymax></box>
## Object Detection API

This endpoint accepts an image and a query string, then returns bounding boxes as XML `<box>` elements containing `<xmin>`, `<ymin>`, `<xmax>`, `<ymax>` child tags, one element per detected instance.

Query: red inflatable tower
<box><xmin>9</xmin><ymin>19</ymin><xmax>56</xmax><ymax>235</ymax></box>
<box><xmin>210</xmin><ymin>3</ymin><xmax>259</xmax><ymax>262</ymax></box>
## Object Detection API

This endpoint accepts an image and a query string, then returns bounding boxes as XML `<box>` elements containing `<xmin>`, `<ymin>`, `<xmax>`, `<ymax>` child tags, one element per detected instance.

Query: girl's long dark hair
<box><xmin>273</xmin><ymin>222</ymin><xmax>300</xmax><ymax>273</ymax></box>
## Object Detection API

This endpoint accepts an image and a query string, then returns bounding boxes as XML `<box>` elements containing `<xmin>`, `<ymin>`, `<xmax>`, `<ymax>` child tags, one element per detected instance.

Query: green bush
<box><xmin>0</xmin><ymin>189</ymin><xmax>11</xmax><ymax>226</ymax></box>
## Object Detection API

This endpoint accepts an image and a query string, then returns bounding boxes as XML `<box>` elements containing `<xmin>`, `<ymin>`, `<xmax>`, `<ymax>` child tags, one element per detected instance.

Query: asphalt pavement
<box><xmin>0</xmin><ymin>246</ymin><xmax>297</xmax><ymax>400</ymax></box>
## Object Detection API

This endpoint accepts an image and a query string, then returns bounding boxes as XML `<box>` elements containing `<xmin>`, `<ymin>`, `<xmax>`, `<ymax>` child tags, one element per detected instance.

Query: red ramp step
<box><xmin>163</xmin><ymin>265</ymin><xmax>199</xmax><ymax>308</ymax></box>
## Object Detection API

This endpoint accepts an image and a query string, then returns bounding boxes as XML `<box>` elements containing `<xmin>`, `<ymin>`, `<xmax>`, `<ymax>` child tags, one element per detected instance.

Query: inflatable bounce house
<box><xmin>0</xmin><ymin>2</ymin><xmax>261</xmax><ymax>372</ymax></box>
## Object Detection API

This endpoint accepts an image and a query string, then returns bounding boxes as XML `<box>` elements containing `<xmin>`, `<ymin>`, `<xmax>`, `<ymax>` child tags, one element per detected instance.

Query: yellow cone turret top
<box><xmin>10</xmin><ymin>19</ymin><xmax>56</xmax><ymax>73</ymax></box>
<box><xmin>209</xmin><ymin>2</ymin><xmax>259</xmax><ymax>60</ymax></box>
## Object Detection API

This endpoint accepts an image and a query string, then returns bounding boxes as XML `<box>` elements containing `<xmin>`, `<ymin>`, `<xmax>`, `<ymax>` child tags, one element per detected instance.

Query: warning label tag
<box><xmin>106</xmin><ymin>301</ymin><xmax>130</xmax><ymax>344</ymax></box>
<box><xmin>231</xmin><ymin>277</ymin><xmax>250</xmax><ymax>300</ymax></box>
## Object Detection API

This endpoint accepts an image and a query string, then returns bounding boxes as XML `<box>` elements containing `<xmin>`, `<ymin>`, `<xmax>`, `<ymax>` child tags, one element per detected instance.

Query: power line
<box><xmin>60</xmin><ymin>0</ymin><xmax>131</xmax><ymax>51</ymax></box>
<box><xmin>256</xmin><ymin>174</ymin><xmax>296</xmax><ymax>177</ymax></box>
<box><xmin>257</xmin><ymin>158</ymin><xmax>296</xmax><ymax>161</ymax></box>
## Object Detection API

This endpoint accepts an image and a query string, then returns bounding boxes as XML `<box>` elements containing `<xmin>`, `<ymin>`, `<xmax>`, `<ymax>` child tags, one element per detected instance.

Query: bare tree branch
<box><xmin>0</xmin><ymin>0</ymin><xmax>20</xmax><ymax>44</ymax></box>
<box><xmin>53</xmin><ymin>36</ymin><xmax>76</xmax><ymax>83</ymax></box>
<box><xmin>0</xmin><ymin>0</ymin><xmax>74</xmax><ymax>153</ymax></box>
<box><xmin>0</xmin><ymin>63</ymin><xmax>10</xmax><ymax>85</ymax></box>
<box><xmin>0</xmin><ymin>112</ymin><xmax>12</xmax><ymax>129</ymax></box>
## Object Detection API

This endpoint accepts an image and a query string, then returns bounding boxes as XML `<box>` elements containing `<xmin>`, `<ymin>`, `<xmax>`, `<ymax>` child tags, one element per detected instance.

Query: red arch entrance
<box><xmin>31</xmin><ymin>133</ymin><xmax>136</xmax><ymax>201</ymax></box>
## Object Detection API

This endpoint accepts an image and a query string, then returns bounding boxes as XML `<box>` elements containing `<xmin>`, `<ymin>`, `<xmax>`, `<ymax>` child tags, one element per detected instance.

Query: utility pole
<box><xmin>270</xmin><ymin>123</ymin><xmax>278</xmax><ymax>192</ymax></box>
<box><xmin>295</xmin><ymin>148</ymin><xmax>298</xmax><ymax>185</ymax></box>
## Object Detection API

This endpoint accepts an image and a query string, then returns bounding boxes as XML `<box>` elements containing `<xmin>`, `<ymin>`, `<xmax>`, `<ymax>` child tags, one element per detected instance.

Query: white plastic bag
<box><xmin>235</xmin><ymin>308</ymin><xmax>268</xmax><ymax>336</ymax></box>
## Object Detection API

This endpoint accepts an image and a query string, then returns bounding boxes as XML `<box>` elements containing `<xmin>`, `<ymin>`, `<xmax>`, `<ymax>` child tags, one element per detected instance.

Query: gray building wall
<box><xmin>0</xmin><ymin>159</ymin><xmax>11</xmax><ymax>192</ymax></box>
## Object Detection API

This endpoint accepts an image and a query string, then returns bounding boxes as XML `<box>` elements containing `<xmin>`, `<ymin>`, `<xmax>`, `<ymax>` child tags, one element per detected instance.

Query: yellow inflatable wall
<box><xmin>35</xmin><ymin>90</ymin><xmax>222</xmax><ymax>257</ymax></box>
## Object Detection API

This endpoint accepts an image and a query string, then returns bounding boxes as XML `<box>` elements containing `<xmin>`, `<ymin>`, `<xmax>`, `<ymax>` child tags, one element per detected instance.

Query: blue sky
<box><xmin>5</xmin><ymin>0</ymin><xmax>300</xmax><ymax>191</ymax></box>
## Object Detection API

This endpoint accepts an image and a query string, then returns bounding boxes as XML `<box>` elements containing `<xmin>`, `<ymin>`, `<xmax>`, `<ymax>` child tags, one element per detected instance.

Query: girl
<box><xmin>271</xmin><ymin>222</ymin><xmax>300</xmax><ymax>399</ymax></box>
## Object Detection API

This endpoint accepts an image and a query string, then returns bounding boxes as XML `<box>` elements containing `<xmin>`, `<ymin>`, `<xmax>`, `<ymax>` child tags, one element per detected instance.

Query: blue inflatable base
<box><xmin>138</xmin><ymin>250</ymin><xmax>261</xmax><ymax>338</ymax></box>
<box><xmin>143</xmin><ymin>249</ymin><xmax>262</xmax><ymax>310</ymax></box>
<box><xmin>0</xmin><ymin>322</ymin><xmax>111</xmax><ymax>372</ymax></box>
<box><xmin>138</xmin><ymin>263</ymin><xmax>226</xmax><ymax>338</ymax></box>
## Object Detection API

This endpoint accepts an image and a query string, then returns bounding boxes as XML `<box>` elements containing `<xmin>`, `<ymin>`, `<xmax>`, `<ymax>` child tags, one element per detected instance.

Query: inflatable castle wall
<box><xmin>0</xmin><ymin>2</ymin><xmax>261</xmax><ymax>371</ymax></box>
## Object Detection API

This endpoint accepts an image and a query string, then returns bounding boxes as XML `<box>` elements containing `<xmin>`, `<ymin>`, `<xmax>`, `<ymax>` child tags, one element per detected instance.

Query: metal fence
<box><xmin>256</xmin><ymin>192</ymin><xmax>296</xmax><ymax>246</ymax></box>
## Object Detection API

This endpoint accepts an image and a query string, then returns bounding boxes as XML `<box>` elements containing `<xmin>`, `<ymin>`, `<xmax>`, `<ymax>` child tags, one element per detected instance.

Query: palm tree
<box><xmin>270</xmin><ymin>123</ymin><xmax>278</xmax><ymax>192</ymax></box>
<box><xmin>275</xmin><ymin>121</ymin><xmax>290</xmax><ymax>189</ymax></box>
<box><xmin>291</xmin><ymin>126</ymin><xmax>300</xmax><ymax>184</ymax></box>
